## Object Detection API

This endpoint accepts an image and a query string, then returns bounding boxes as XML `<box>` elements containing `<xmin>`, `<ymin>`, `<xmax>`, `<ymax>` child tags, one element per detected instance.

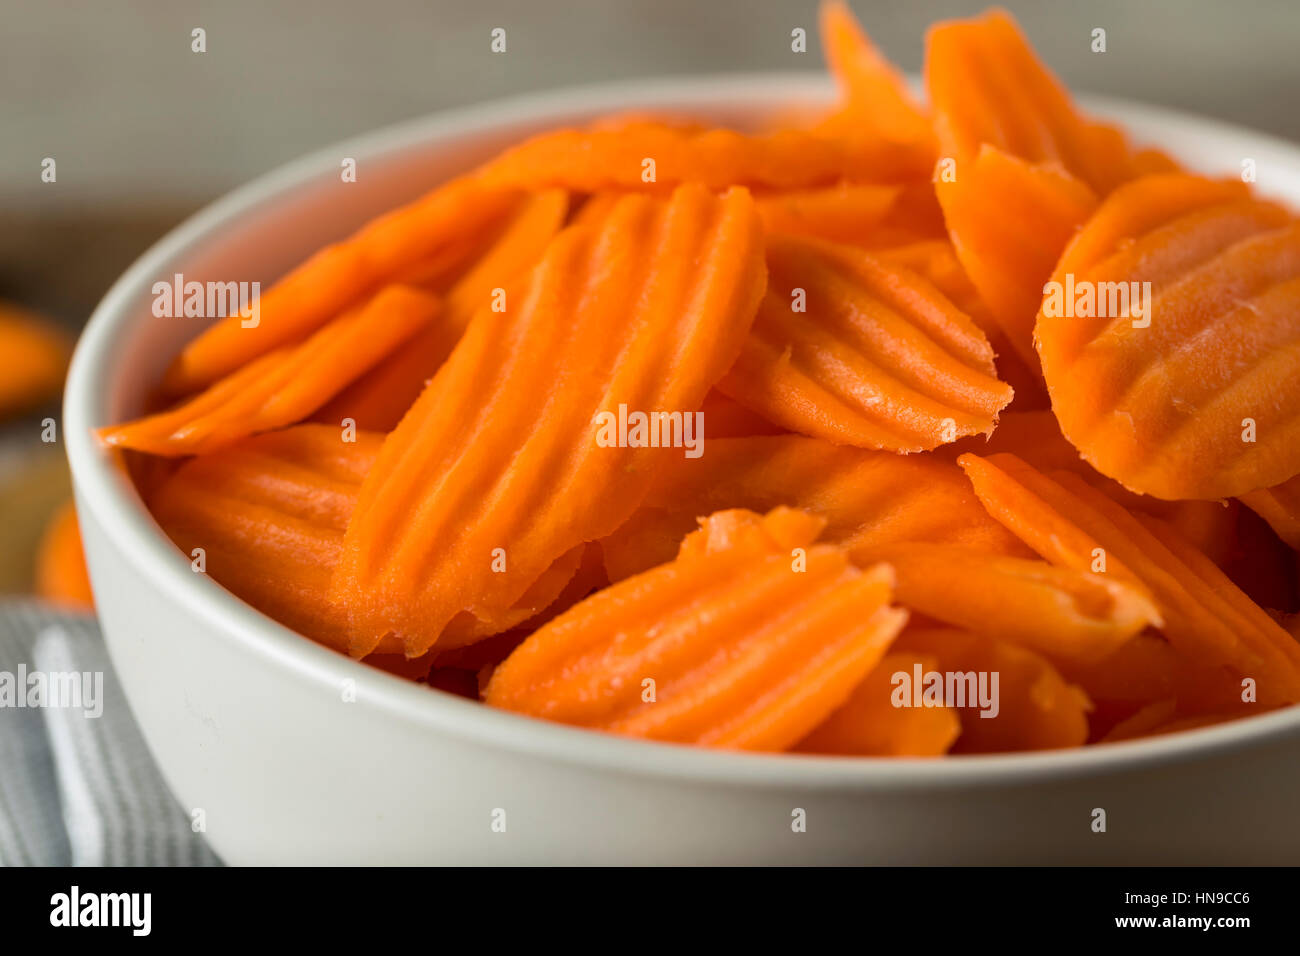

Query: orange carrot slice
<box><xmin>160</xmin><ymin>177</ymin><xmax>520</xmax><ymax>395</ymax></box>
<box><xmin>0</xmin><ymin>302</ymin><xmax>71</xmax><ymax>418</ymax></box>
<box><xmin>872</xmin><ymin>541</ymin><xmax>1160</xmax><ymax>665</ymax></box>
<box><xmin>149</xmin><ymin>425</ymin><xmax>582</xmax><ymax>655</ymax></box>
<box><xmin>925</xmin><ymin>9</ymin><xmax>1135</xmax><ymax>194</ymax></box>
<box><xmin>697</xmin><ymin>389</ymin><xmax>785</xmax><ymax>439</ymax></box>
<box><xmin>716</xmin><ymin>235</ymin><xmax>1012</xmax><ymax>451</ymax></box>
<box><xmin>475</xmin><ymin>121</ymin><xmax>934</xmax><ymax>194</ymax></box>
<box><xmin>896</xmin><ymin>626</ymin><xmax>1091</xmax><ymax>752</ymax></box>
<box><xmin>936</xmin><ymin>145</ymin><xmax>1098</xmax><ymax>371</ymax></box>
<box><xmin>946</xmin><ymin>409</ymin><xmax>1241</xmax><ymax>568</ymax></box>
<box><xmin>959</xmin><ymin>452</ymin><xmax>1300</xmax><ymax>705</ymax></box>
<box><xmin>101</xmin><ymin>286</ymin><xmax>440</xmax><ymax>455</ymax></box>
<box><xmin>599</xmin><ymin>434</ymin><xmax>1031</xmax><ymax>582</ymax></box>
<box><xmin>1062</xmin><ymin>633</ymin><xmax>1250</xmax><ymax>735</ymax></box>
<box><xmin>486</xmin><ymin>507</ymin><xmax>908</xmax><ymax>750</ymax></box>
<box><xmin>876</xmin><ymin>238</ymin><xmax>1048</xmax><ymax>406</ymax></box>
<box><xmin>34</xmin><ymin>501</ymin><xmax>94</xmax><ymax>609</ymax></box>
<box><xmin>818</xmin><ymin>0</ymin><xmax>934</xmax><ymax>150</ymax></box>
<box><xmin>150</xmin><ymin>425</ymin><xmax>388</xmax><ymax>653</ymax></box>
<box><xmin>755</xmin><ymin>183</ymin><xmax>901</xmax><ymax>244</ymax></box>
<box><xmin>796</xmin><ymin>651</ymin><xmax>960</xmax><ymax>756</ymax></box>
<box><xmin>1241</xmin><ymin>474</ymin><xmax>1300</xmax><ymax>550</ymax></box>
<box><xmin>313</xmin><ymin>190</ymin><xmax>569</xmax><ymax>432</ymax></box>
<box><xmin>1035</xmin><ymin>175</ymin><xmax>1299</xmax><ymax>499</ymax></box>
<box><xmin>333</xmin><ymin>184</ymin><xmax>767</xmax><ymax>657</ymax></box>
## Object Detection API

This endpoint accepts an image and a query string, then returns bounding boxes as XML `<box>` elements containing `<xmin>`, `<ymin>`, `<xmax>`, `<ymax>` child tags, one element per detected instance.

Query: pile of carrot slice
<box><xmin>99</xmin><ymin>3</ymin><xmax>1300</xmax><ymax>755</ymax></box>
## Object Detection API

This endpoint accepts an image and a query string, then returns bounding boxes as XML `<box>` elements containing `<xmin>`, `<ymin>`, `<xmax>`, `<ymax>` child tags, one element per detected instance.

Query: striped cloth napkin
<box><xmin>0</xmin><ymin>601</ymin><xmax>219</xmax><ymax>866</ymax></box>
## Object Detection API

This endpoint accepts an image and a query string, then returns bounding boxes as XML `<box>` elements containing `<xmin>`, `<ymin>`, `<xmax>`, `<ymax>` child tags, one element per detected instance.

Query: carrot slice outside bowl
<box><xmin>959</xmin><ymin>452</ymin><xmax>1300</xmax><ymax>707</ymax></box>
<box><xmin>485</xmin><ymin>507</ymin><xmax>908</xmax><ymax>751</ymax></box>
<box><xmin>35</xmin><ymin>501</ymin><xmax>94</xmax><ymax>609</ymax></box>
<box><xmin>0</xmin><ymin>302</ymin><xmax>72</xmax><ymax>419</ymax></box>
<box><xmin>716</xmin><ymin>234</ymin><xmax>1013</xmax><ymax>451</ymax></box>
<box><xmin>332</xmin><ymin>184</ymin><xmax>767</xmax><ymax>658</ymax></box>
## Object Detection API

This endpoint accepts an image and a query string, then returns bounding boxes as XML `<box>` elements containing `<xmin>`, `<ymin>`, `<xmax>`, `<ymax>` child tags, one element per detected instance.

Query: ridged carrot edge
<box><xmin>1035</xmin><ymin>174</ymin><xmax>1300</xmax><ymax>499</ymax></box>
<box><xmin>937</xmin><ymin>145</ymin><xmax>1098</xmax><ymax>372</ymax></box>
<box><xmin>959</xmin><ymin>452</ymin><xmax>1300</xmax><ymax>705</ymax></box>
<box><xmin>160</xmin><ymin>177</ymin><xmax>520</xmax><ymax>395</ymax></box>
<box><xmin>101</xmin><ymin>286</ymin><xmax>440</xmax><ymax>455</ymax></box>
<box><xmin>486</xmin><ymin>507</ymin><xmax>908</xmax><ymax>751</ymax></box>
<box><xmin>872</xmin><ymin>541</ymin><xmax>1160</xmax><ymax>666</ymax></box>
<box><xmin>796</xmin><ymin>651</ymin><xmax>959</xmax><ymax>756</ymax></box>
<box><xmin>599</xmin><ymin>433</ymin><xmax>1031</xmax><ymax>583</ymax></box>
<box><xmin>314</xmin><ymin>190</ymin><xmax>569</xmax><ymax>432</ymax></box>
<box><xmin>332</xmin><ymin>184</ymin><xmax>767</xmax><ymax>657</ymax></box>
<box><xmin>717</xmin><ymin>234</ymin><xmax>1013</xmax><ymax>451</ymax></box>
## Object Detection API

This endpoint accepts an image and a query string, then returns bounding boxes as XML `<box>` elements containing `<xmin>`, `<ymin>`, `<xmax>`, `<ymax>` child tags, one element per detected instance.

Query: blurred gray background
<box><xmin>2</xmin><ymin>0</ymin><xmax>1298</xmax><ymax>326</ymax></box>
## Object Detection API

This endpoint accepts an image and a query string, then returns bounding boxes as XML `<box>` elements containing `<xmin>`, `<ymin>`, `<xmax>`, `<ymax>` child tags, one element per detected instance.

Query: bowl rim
<box><xmin>65</xmin><ymin>71</ymin><xmax>1300</xmax><ymax>791</ymax></box>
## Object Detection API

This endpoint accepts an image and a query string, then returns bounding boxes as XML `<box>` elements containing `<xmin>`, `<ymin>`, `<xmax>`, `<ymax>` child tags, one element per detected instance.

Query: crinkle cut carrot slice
<box><xmin>895</xmin><ymin>626</ymin><xmax>1091</xmax><ymax>753</ymax></box>
<box><xmin>945</xmin><ymin>409</ymin><xmax>1240</xmax><ymax>567</ymax></box>
<box><xmin>486</xmin><ymin>507</ymin><xmax>908</xmax><ymax>751</ymax></box>
<box><xmin>148</xmin><ymin>425</ymin><xmax>583</xmax><ymax>656</ymax></box>
<box><xmin>1240</xmin><ymin>474</ymin><xmax>1300</xmax><ymax>550</ymax></box>
<box><xmin>475</xmin><ymin>120</ymin><xmax>934</xmax><ymax>193</ymax></box>
<box><xmin>924</xmin><ymin>9</ymin><xmax>1135</xmax><ymax>194</ymax></box>
<box><xmin>599</xmin><ymin>434</ymin><xmax>1030</xmax><ymax>583</ymax></box>
<box><xmin>1035</xmin><ymin>175</ymin><xmax>1300</xmax><ymax>499</ymax></box>
<box><xmin>160</xmin><ymin>177</ymin><xmax>521</xmax><ymax>395</ymax></box>
<box><xmin>959</xmin><ymin>452</ymin><xmax>1300</xmax><ymax>705</ymax></box>
<box><xmin>333</xmin><ymin>184</ymin><xmax>767</xmax><ymax>658</ymax></box>
<box><xmin>150</xmin><ymin>425</ymin><xmax>388</xmax><ymax>654</ymax></box>
<box><xmin>871</xmin><ymin>541</ymin><xmax>1160</xmax><ymax>666</ymax></box>
<box><xmin>716</xmin><ymin>235</ymin><xmax>1012</xmax><ymax>451</ymax></box>
<box><xmin>314</xmin><ymin>190</ymin><xmax>569</xmax><ymax>432</ymax></box>
<box><xmin>817</xmin><ymin>1</ymin><xmax>935</xmax><ymax>151</ymax></box>
<box><xmin>101</xmin><ymin>286</ymin><xmax>440</xmax><ymax>455</ymax></box>
<box><xmin>876</xmin><ymin>239</ymin><xmax>1048</xmax><ymax>407</ymax></box>
<box><xmin>936</xmin><ymin>145</ymin><xmax>1097</xmax><ymax>372</ymax></box>
<box><xmin>755</xmin><ymin>183</ymin><xmax>901</xmax><ymax>245</ymax></box>
<box><xmin>796</xmin><ymin>651</ymin><xmax>960</xmax><ymax>756</ymax></box>
<box><xmin>0</xmin><ymin>302</ymin><xmax>71</xmax><ymax>418</ymax></box>
<box><xmin>35</xmin><ymin>501</ymin><xmax>94</xmax><ymax>609</ymax></box>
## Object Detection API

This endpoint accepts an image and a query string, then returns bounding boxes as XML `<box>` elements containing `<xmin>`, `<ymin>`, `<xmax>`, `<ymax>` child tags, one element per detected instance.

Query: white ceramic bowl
<box><xmin>66</xmin><ymin>74</ymin><xmax>1300</xmax><ymax>864</ymax></box>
